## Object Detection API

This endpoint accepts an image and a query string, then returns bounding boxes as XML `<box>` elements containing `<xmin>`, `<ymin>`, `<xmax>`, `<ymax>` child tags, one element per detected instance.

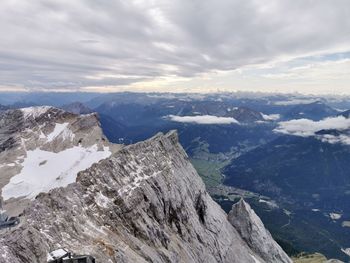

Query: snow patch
<box><xmin>118</xmin><ymin>170</ymin><xmax>161</xmax><ymax>196</ymax></box>
<box><xmin>250</xmin><ymin>254</ymin><xmax>262</xmax><ymax>263</ymax></box>
<box><xmin>165</xmin><ymin>115</ymin><xmax>239</xmax><ymax>125</ymax></box>
<box><xmin>258</xmin><ymin>199</ymin><xmax>278</xmax><ymax>209</ymax></box>
<box><xmin>95</xmin><ymin>192</ymin><xmax>111</xmax><ymax>208</ymax></box>
<box><xmin>21</xmin><ymin>106</ymin><xmax>52</xmax><ymax>119</ymax></box>
<box><xmin>0</xmin><ymin>246</ymin><xmax>11</xmax><ymax>261</ymax></box>
<box><xmin>39</xmin><ymin>131</ymin><xmax>46</xmax><ymax>139</ymax></box>
<box><xmin>47</xmin><ymin>249</ymin><xmax>69</xmax><ymax>261</ymax></box>
<box><xmin>2</xmin><ymin>145</ymin><xmax>111</xmax><ymax>200</ymax></box>
<box><xmin>341</xmin><ymin>248</ymin><xmax>350</xmax><ymax>257</ymax></box>
<box><xmin>227</xmin><ymin>107</ymin><xmax>238</xmax><ymax>112</ymax></box>
<box><xmin>330</xmin><ymin>213</ymin><xmax>342</xmax><ymax>220</ymax></box>
<box><xmin>47</xmin><ymin>122</ymin><xmax>73</xmax><ymax>142</ymax></box>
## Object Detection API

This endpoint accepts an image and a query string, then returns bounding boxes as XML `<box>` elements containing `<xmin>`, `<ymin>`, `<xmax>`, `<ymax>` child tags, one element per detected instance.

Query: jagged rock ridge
<box><xmin>0</xmin><ymin>129</ymin><xmax>291</xmax><ymax>263</ymax></box>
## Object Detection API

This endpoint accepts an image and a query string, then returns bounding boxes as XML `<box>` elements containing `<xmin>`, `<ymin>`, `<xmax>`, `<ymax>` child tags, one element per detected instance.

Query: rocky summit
<box><xmin>0</xmin><ymin>107</ymin><xmax>291</xmax><ymax>263</ymax></box>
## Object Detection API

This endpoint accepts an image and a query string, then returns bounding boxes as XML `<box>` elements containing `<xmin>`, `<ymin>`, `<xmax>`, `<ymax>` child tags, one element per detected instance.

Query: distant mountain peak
<box><xmin>338</xmin><ymin>109</ymin><xmax>350</xmax><ymax>118</ymax></box>
<box><xmin>61</xmin><ymin>102</ymin><xmax>93</xmax><ymax>115</ymax></box>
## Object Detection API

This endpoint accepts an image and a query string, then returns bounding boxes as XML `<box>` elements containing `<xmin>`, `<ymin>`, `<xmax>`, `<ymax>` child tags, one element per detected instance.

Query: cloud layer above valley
<box><xmin>275</xmin><ymin>116</ymin><xmax>350</xmax><ymax>145</ymax></box>
<box><xmin>165</xmin><ymin>115</ymin><xmax>239</xmax><ymax>125</ymax></box>
<box><xmin>1</xmin><ymin>1</ymin><xmax>350</xmax><ymax>92</ymax></box>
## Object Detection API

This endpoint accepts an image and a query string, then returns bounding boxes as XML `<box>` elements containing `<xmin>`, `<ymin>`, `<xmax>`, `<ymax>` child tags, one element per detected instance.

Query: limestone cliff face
<box><xmin>228</xmin><ymin>199</ymin><xmax>292</xmax><ymax>263</ymax></box>
<box><xmin>0</xmin><ymin>129</ymin><xmax>291</xmax><ymax>263</ymax></box>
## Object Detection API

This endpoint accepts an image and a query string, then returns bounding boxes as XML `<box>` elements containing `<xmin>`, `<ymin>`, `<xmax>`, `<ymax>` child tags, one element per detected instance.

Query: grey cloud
<box><xmin>0</xmin><ymin>0</ymin><xmax>350</xmax><ymax>90</ymax></box>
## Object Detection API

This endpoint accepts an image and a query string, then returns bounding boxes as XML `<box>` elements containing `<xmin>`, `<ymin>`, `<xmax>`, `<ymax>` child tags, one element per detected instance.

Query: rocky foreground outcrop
<box><xmin>0</xmin><ymin>129</ymin><xmax>291</xmax><ymax>263</ymax></box>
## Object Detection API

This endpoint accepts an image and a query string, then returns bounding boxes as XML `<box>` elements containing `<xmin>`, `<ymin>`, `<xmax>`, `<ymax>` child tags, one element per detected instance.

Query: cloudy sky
<box><xmin>1</xmin><ymin>0</ymin><xmax>350</xmax><ymax>94</ymax></box>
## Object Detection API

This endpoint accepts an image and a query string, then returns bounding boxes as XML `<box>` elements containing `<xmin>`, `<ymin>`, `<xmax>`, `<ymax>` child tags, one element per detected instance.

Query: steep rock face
<box><xmin>0</xmin><ymin>131</ymin><xmax>290</xmax><ymax>263</ymax></box>
<box><xmin>228</xmin><ymin>199</ymin><xmax>292</xmax><ymax>263</ymax></box>
<box><xmin>0</xmin><ymin>106</ymin><xmax>119</xmax><ymax>215</ymax></box>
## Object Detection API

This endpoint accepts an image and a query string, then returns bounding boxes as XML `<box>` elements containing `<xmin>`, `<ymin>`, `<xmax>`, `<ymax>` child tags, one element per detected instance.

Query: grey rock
<box><xmin>0</xmin><ymin>129</ymin><xmax>291</xmax><ymax>263</ymax></box>
<box><xmin>228</xmin><ymin>199</ymin><xmax>292</xmax><ymax>263</ymax></box>
<box><xmin>0</xmin><ymin>106</ymin><xmax>120</xmax><ymax>215</ymax></box>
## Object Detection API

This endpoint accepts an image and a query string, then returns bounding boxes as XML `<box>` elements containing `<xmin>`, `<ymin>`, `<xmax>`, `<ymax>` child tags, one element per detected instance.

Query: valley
<box><xmin>1</xmin><ymin>92</ymin><xmax>350</xmax><ymax>261</ymax></box>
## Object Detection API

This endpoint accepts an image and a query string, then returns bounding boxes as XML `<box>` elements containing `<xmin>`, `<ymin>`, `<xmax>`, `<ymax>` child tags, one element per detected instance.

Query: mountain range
<box><xmin>0</xmin><ymin>106</ymin><xmax>291</xmax><ymax>263</ymax></box>
<box><xmin>1</xmin><ymin>92</ymin><xmax>350</xmax><ymax>261</ymax></box>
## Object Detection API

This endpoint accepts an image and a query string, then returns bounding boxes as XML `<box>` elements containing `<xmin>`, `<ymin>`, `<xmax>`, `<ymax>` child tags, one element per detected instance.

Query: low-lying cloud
<box><xmin>273</xmin><ymin>99</ymin><xmax>320</xmax><ymax>106</ymax></box>
<box><xmin>275</xmin><ymin>116</ymin><xmax>350</xmax><ymax>145</ymax></box>
<box><xmin>261</xmin><ymin>113</ymin><xmax>280</xmax><ymax>121</ymax></box>
<box><xmin>165</xmin><ymin>115</ymin><xmax>239</xmax><ymax>125</ymax></box>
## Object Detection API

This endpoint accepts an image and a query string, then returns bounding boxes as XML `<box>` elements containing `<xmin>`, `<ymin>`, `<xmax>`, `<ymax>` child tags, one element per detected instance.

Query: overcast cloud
<box><xmin>1</xmin><ymin>0</ymin><xmax>350</xmax><ymax>92</ymax></box>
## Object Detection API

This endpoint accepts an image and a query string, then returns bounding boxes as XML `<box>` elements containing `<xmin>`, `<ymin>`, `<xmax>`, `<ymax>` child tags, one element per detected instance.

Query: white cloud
<box><xmin>261</xmin><ymin>113</ymin><xmax>280</xmax><ymax>121</ymax></box>
<box><xmin>275</xmin><ymin>116</ymin><xmax>350</xmax><ymax>136</ymax></box>
<box><xmin>274</xmin><ymin>116</ymin><xmax>350</xmax><ymax>145</ymax></box>
<box><xmin>272</xmin><ymin>99</ymin><xmax>320</xmax><ymax>105</ymax></box>
<box><xmin>165</xmin><ymin>115</ymin><xmax>239</xmax><ymax>125</ymax></box>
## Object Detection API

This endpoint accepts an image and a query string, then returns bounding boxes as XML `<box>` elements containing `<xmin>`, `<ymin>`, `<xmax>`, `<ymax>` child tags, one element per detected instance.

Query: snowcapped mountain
<box><xmin>0</xmin><ymin>109</ymin><xmax>291</xmax><ymax>262</ymax></box>
<box><xmin>0</xmin><ymin>106</ymin><xmax>120</xmax><ymax>216</ymax></box>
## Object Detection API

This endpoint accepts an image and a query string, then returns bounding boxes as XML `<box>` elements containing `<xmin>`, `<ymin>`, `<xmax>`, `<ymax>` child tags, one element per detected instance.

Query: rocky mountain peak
<box><xmin>228</xmin><ymin>199</ymin><xmax>292</xmax><ymax>263</ymax></box>
<box><xmin>0</xmin><ymin>130</ymin><xmax>291</xmax><ymax>263</ymax></box>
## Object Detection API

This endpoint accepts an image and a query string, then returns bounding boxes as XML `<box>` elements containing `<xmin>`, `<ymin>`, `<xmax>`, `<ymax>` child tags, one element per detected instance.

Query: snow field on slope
<box><xmin>21</xmin><ymin>106</ymin><xmax>52</xmax><ymax>119</ymax></box>
<box><xmin>46</xmin><ymin>122</ymin><xmax>71</xmax><ymax>142</ymax></box>
<box><xmin>2</xmin><ymin>145</ymin><xmax>111</xmax><ymax>200</ymax></box>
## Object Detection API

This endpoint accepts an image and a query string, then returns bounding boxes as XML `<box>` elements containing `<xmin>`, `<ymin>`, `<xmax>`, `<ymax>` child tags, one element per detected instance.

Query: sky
<box><xmin>0</xmin><ymin>0</ymin><xmax>350</xmax><ymax>94</ymax></box>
